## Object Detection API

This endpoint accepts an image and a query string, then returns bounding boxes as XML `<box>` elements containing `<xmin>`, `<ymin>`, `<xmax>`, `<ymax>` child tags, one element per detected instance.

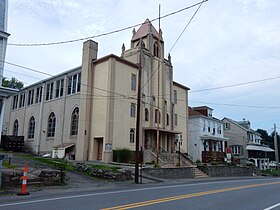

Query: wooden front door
<box><xmin>97</xmin><ymin>138</ymin><xmax>103</xmax><ymax>160</ymax></box>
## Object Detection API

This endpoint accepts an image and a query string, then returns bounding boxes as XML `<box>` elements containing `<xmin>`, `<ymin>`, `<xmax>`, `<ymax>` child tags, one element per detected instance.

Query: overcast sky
<box><xmin>5</xmin><ymin>0</ymin><xmax>280</xmax><ymax>132</ymax></box>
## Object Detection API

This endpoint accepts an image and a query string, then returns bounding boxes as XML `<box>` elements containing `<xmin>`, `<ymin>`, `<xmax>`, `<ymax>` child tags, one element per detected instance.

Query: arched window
<box><xmin>13</xmin><ymin>120</ymin><xmax>19</xmax><ymax>136</ymax></box>
<box><xmin>145</xmin><ymin>108</ymin><xmax>149</xmax><ymax>122</ymax></box>
<box><xmin>28</xmin><ymin>117</ymin><xmax>35</xmax><ymax>139</ymax></box>
<box><xmin>71</xmin><ymin>107</ymin><xmax>79</xmax><ymax>136</ymax></box>
<box><xmin>166</xmin><ymin>113</ymin><xmax>169</xmax><ymax>126</ymax></box>
<box><xmin>153</xmin><ymin>42</ymin><xmax>160</xmax><ymax>58</ymax></box>
<box><xmin>130</xmin><ymin>129</ymin><xmax>135</xmax><ymax>143</ymax></box>
<box><xmin>47</xmin><ymin>112</ymin><xmax>56</xmax><ymax>137</ymax></box>
<box><xmin>155</xmin><ymin>109</ymin><xmax>160</xmax><ymax>123</ymax></box>
<box><xmin>130</xmin><ymin>103</ymin><xmax>136</xmax><ymax>118</ymax></box>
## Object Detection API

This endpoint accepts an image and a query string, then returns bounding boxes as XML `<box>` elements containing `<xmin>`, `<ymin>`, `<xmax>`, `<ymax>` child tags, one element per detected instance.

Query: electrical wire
<box><xmin>8</xmin><ymin>0</ymin><xmax>208</xmax><ymax>47</ymax></box>
<box><xmin>168</xmin><ymin>0</ymin><xmax>204</xmax><ymax>54</ymax></box>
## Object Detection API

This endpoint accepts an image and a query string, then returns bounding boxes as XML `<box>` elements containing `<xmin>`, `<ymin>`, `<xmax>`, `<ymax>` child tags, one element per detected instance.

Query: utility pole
<box><xmin>156</xmin><ymin>4</ymin><xmax>161</xmax><ymax>165</ymax></box>
<box><xmin>274</xmin><ymin>124</ymin><xmax>279</xmax><ymax>171</ymax></box>
<box><xmin>135</xmin><ymin>41</ymin><xmax>142</xmax><ymax>184</ymax></box>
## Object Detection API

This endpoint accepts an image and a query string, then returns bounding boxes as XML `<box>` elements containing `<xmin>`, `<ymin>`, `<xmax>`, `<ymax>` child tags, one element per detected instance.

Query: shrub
<box><xmin>114</xmin><ymin>148</ymin><xmax>132</xmax><ymax>163</ymax></box>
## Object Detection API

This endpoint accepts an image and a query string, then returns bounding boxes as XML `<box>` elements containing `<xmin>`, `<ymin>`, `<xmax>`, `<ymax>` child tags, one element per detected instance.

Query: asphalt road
<box><xmin>0</xmin><ymin>177</ymin><xmax>280</xmax><ymax>210</ymax></box>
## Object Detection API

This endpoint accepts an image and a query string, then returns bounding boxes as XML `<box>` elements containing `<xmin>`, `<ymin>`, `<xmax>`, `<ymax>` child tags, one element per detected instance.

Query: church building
<box><xmin>3</xmin><ymin>19</ymin><xmax>189</xmax><ymax>163</ymax></box>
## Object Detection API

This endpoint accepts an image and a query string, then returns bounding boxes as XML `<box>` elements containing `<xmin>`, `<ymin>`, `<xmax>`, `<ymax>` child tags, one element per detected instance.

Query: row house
<box><xmin>188</xmin><ymin>106</ymin><xmax>228</xmax><ymax>163</ymax></box>
<box><xmin>222</xmin><ymin>118</ymin><xmax>274</xmax><ymax>169</ymax></box>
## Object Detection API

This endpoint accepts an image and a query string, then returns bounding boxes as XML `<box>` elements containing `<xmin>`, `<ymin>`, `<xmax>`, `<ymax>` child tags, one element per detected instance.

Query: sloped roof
<box><xmin>222</xmin><ymin>117</ymin><xmax>261</xmax><ymax>136</ymax></box>
<box><xmin>132</xmin><ymin>18</ymin><xmax>162</xmax><ymax>41</ymax></box>
<box><xmin>52</xmin><ymin>143</ymin><xmax>75</xmax><ymax>149</ymax></box>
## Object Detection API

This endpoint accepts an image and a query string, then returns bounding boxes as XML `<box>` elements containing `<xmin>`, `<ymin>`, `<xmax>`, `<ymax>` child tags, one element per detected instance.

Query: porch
<box><xmin>201</xmin><ymin>136</ymin><xmax>227</xmax><ymax>163</ymax></box>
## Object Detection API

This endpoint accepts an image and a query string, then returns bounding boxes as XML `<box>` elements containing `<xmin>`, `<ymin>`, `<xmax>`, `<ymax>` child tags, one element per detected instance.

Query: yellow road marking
<box><xmin>101</xmin><ymin>181</ymin><xmax>280</xmax><ymax>210</ymax></box>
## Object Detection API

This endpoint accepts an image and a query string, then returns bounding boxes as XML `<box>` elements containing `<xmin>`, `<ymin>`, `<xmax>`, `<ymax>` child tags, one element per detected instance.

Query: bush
<box><xmin>114</xmin><ymin>148</ymin><xmax>132</xmax><ymax>163</ymax></box>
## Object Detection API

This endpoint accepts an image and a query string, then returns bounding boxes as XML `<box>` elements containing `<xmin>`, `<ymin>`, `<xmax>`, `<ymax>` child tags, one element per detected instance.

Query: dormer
<box><xmin>193</xmin><ymin>106</ymin><xmax>213</xmax><ymax>117</ymax></box>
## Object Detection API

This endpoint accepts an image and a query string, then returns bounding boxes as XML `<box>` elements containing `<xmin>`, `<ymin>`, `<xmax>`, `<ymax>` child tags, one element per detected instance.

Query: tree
<box><xmin>2</xmin><ymin>77</ymin><xmax>24</xmax><ymax>89</ymax></box>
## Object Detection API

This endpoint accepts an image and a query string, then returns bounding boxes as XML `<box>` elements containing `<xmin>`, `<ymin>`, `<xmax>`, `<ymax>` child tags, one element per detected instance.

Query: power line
<box><xmin>189</xmin><ymin>100</ymin><xmax>280</xmax><ymax>109</ymax></box>
<box><xmin>168</xmin><ymin>0</ymin><xmax>204</xmax><ymax>54</ymax></box>
<box><xmin>190</xmin><ymin>75</ymin><xmax>280</xmax><ymax>93</ymax></box>
<box><xmin>8</xmin><ymin>0</ymin><xmax>208</xmax><ymax>47</ymax></box>
<box><xmin>3</xmin><ymin>60</ymin><xmax>53</xmax><ymax>77</ymax></box>
<box><xmin>141</xmin><ymin>1</ymin><xmax>206</xmax><ymax>91</ymax></box>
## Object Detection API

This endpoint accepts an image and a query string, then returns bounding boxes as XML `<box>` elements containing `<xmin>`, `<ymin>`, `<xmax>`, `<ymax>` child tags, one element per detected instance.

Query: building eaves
<box><xmin>93</xmin><ymin>54</ymin><xmax>139</xmax><ymax>69</ymax></box>
<box><xmin>173</xmin><ymin>81</ymin><xmax>190</xmax><ymax>90</ymax></box>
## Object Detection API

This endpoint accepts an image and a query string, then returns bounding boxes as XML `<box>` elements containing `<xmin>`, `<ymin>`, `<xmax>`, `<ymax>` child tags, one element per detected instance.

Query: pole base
<box><xmin>17</xmin><ymin>192</ymin><xmax>30</xmax><ymax>196</ymax></box>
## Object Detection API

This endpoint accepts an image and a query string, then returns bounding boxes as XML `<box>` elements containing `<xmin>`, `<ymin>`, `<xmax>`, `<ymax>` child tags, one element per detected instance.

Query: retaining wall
<box><xmin>142</xmin><ymin>167</ymin><xmax>194</xmax><ymax>179</ymax></box>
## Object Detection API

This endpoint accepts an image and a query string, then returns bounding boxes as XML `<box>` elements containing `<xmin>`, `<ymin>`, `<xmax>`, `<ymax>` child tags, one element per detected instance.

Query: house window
<box><xmin>27</xmin><ymin>89</ymin><xmax>34</xmax><ymax>106</ymax></box>
<box><xmin>212</xmin><ymin>122</ymin><xmax>216</xmax><ymax>135</ymax></box>
<box><xmin>130</xmin><ymin>129</ymin><xmax>135</xmax><ymax>143</ymax></box>
<box><xmin>71</xmin><ymin>107</ymin><xmax>79</xmax><ymax>136</ymax></box>
<box><xmin>131</xmin><ymin>74</ymin><xmax>136</xmax><ymax>91</ymax></box>
<box><xmin>56</xmin><ymin>79</ymin><xmax>64</xmax><ymax>98</ymax></box>
<box><xmin>47</xmin><ymin>112</ymin><xmax>56</xmax><ymax>137</ymax></box>
<box><xmin>130</xmin><ymin>103</ymin><xmax>136</xmax><ymax>118</ymax></box>
<box><xmin>28</xmin><ymin>117</ymin><xmax>35</xmax><ymax>139</ymax></box>
<box><xmin>155</xmin><ymin>109</ymin><xmax>160</xmax><ymax>123</ymax></box>
<box><xmin>13</xmin><ymin>120</ymin><xmax>19</xmax><ymax>136</ymax></box>
<box><xmin>145</xmin><ymin>108</ymin><xmax>149</xmax><ymax>121</ymax></box>
<box><xmin>208</xmin><ymin>121</ymin><xmax>211</xmax><ymax>132</ymax></box>
<box><xmin>19</xmin><ymin>93</ymin><xmax>25</xmax><ymax>108</ymax></box>
<box><xmin>46</xmin><ymin>82</ymin><xmax>54</xmax><ymax>101</ymax></box>
<box><xmin>12</xmin><ymin>95</ymin><xmax>18</xmax><ymax>110</ymax></box>
<box><xmin>217</xmin><ymin>125</ymin><xmax>222</xmax><ymax>134</ymax></box>
<box><xmin>166</xmin><ymin>113</ymin><xmax>169</xmax><ymax>126</ymax></box>
<box><xmin>174</xmin><ymin>114</ymin><xmax>178</xmax><ymax>126</ymax></box>
<box><xmin>153</xmin><ymin>42</ymin><xmax>160</xmax><ymax>58</ymax></box>
<box><xmin>35</xmin><ymin>87</ymin><xmax>42</xmax><ymax>103</ymax></box>
<box><xmin>224</xmin><ymin>123</ymin><xmax>230</xmax><ymax>130</ymax></box>
<box><xmin>67</xmin><ymin>73</ymin><xmax>81</xmax><ymax>95</ymax></box>
<box><xmin>232</xmin><ymin>146</ymin><xmax>241</xmax><ymax>155</ymax></box>
<box><xmin>203</xmin><ymin>120</ymin><xmax>206</xmax><ymax>131</ymax></box>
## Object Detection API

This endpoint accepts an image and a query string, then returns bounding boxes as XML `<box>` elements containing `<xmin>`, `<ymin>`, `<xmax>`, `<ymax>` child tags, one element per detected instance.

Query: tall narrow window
<box><xmin>19</xmin><ymin>93</ymin><xmax>25</xmax><ymax>108</ymax></box>
<box><xmin>28</xmin><ymin>117</ymin><xmax>35</xmax><ymax>139</ymax></box>
<box><xmin>28</xmin><ymin>89</ymin><xmax>34</xmax><ymax>105</ymax></box>
<box><xmin>67</xmin><ymin>73</ymin><xmax>81</xmax><ymax>95</ymax></box>
<box><xmin>46</xmin><ymin>82</ymin><xmax>54</xmax><ymax>100</ymax></box>
<box><xmin>130</xmin><ymin>129</ymin><xmax>135</xmax><ymax>143</ymax></box>
<box><xmin>77</xmin><ymin>73</ymin><xmax>81</xmax><ymax>92</ymax></box>
<box><xmin>72</xmin><ymin>74</ymin><xmax>77</xmax><ymax>94</ymax></box>
<box><xmin>47</xmin><ymin>112</ymin><xmax>56</xmax><ymax>137</ymax></box>
<box><xmin>68</xmin><ymin>75</ymin><xmax>72</xmax><ymax>94</ymax></box>
<box><xmin>131</xmin><ymin>74</ymin><xmax>136</xmax><ymax>91</ymax></box>
<box><xmin>56</xmin><ymin>79</ymin><xmax>64</xmax><ymax>98</ymax></box>
<box><xmin>13</xmin><ymin>120</ymin><xmax>19</xmax><ymax>136</ymax></box>
<box><xmin>145</xmin><ymin>108</ymin><xmax>149</xmax><ymax>122</ymax></box>
<box><xmin>166</xmin><ymin>113</ymin><xmax>169</xmax><ymax>126</ymax></box>
<box><xmin>71</xmin><ymin>107</ymin><xmax>79</xmax><ymax>136</ymax></box>
<box><xmin>130</xmin><ymin>103</ymin><xmax>136</xmax><ymax>118</ymax></box>
<box><xmin>173</xmin><ymin>90</ymin><xmax>177</xmax><ymax>104</ymax></box>
<box><xmin>35</xmin><ymin>87</ymin><xmax>42</xmax><ymax>103</ymax></box>
<box><xmin>12</xmin><ymin>95</ymin><xmax>18</xmax><ymax>110</ymax></box>
<box><xmin>155</xmin><ymin>109</ymin><xmax>160</xmax><ymax>123</ymax></box>
<box><xmin>153</xmin><ymin>42</ymin><xmax>160</xmax><ymax>58</ymax></box>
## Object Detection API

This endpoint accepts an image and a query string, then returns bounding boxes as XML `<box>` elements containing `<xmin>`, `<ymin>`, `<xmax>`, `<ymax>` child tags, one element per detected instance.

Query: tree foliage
<box><xmin>2</xmin><ymin>77</ymin><xmax>24</xmax><ymax>89</ymax></box>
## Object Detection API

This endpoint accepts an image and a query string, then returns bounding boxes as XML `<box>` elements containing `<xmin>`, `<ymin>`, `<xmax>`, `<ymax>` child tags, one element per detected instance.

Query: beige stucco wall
<box><xmin>3</xmin><ymin>68</ymin><xmax>81</xmax><ymax>155</ymax></box>
<box><xmin>173</xmin><ymin>84</ymin><xmax>188</xmax><ymax>152</ymax></box>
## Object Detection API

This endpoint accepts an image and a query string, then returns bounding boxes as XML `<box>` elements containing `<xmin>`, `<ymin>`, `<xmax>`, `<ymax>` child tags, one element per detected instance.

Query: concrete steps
<box><xmin>193</xmin><ymin>167</ymin><xmax>209</xmax><ymax>179</ymax></box>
